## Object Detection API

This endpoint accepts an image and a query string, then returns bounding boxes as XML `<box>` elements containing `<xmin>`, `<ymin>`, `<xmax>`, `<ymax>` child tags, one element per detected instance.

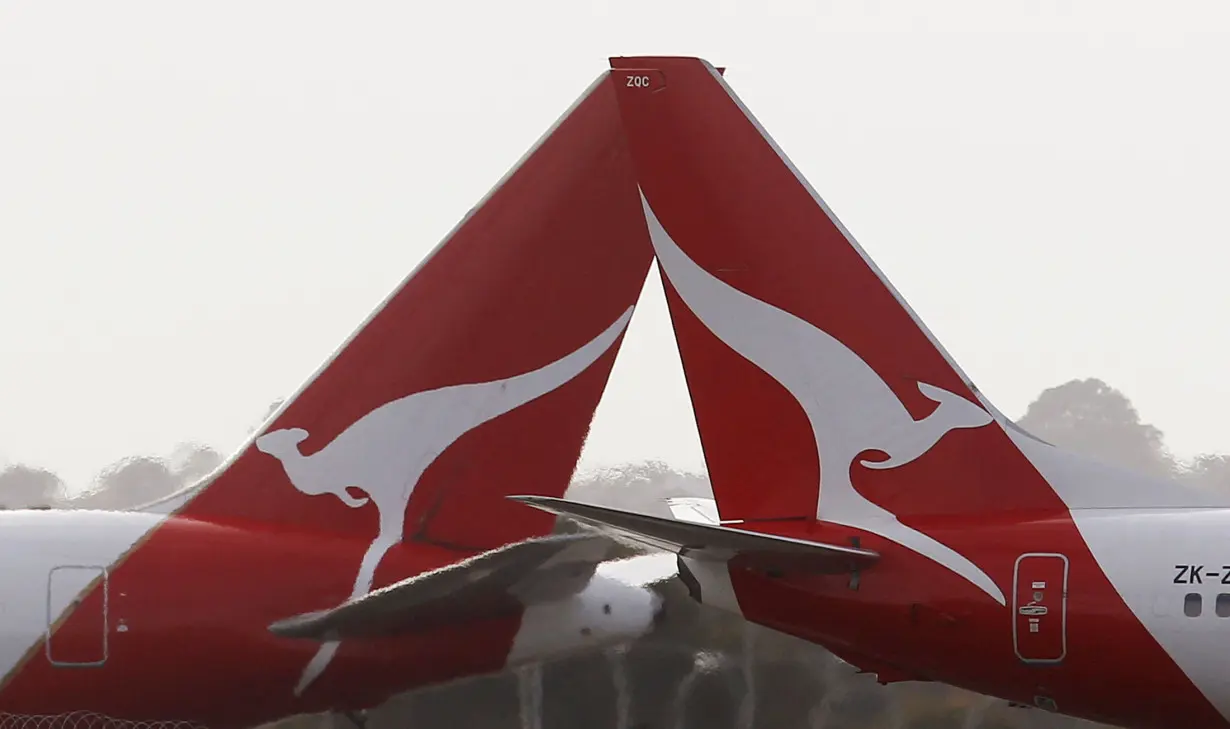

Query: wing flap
<box><xmin>508</xmin><ymin>495</ymin><xmax>878</xmax><ymax>574</ymax></box>
<box><xmin>268</xmin><ymin>533</ymin><xmax>616</xmax><ymax>641</ymax></box>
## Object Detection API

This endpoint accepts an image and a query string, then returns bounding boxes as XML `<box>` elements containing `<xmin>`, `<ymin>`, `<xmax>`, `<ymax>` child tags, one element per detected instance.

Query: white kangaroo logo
<box><xmin>640</xmin><ymin>191</ymin><xmax>1004</xmax><ymax>605</ymax></box>
<box><xmin>256</xmin><ymin>306</ymin><xmax>635</xmax><ymax>695</ymax></box>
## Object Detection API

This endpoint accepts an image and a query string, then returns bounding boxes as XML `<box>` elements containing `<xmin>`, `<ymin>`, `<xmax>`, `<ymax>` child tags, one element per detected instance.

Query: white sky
<box><xmin>3</xmin><ymin>1</ymin><xmax>1230</xmax><ymax>490</ymax></box>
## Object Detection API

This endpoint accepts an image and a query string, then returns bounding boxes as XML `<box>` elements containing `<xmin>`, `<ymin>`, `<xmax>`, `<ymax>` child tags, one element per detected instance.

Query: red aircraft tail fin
<box><xmin>607</xmin><ymin>56</ymin><xmax>1066</xmax><ymax>544</ymax></box>
<box><xmin>599</xmin><ymin>62</ymin><xmax>1230</xmax><ymax>727</ymax></box>
<box><xmin>609</xmin><ymin>55</ymin><xmax>1230</xmax><ymax>532</ymax></box>
<box><xmin>157</xmin><ymin>72</ymin><xmax>655</xmax><ymax>553</ymax></box>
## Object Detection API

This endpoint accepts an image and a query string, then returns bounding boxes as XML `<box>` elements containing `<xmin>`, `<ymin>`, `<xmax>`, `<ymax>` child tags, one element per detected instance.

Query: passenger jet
<box><xmin>0</xmin><ymin>70</ymin><xmax>671</xmax><ymax>729</ymax></box>
<box><xmin>514</xmin><ymin>56</ymin><xmax>1230</xmax><ymax>729</ymax></box>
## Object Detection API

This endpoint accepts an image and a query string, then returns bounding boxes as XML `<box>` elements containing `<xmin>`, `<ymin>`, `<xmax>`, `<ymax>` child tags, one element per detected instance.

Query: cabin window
<box><xmin>1184</xmin><ymin>593</ymin><xmax>1203</xmax><ymax>617</ymax></box>
<box><xmin>1217</xmin><ymin>594</ymin><xmax>1230</xmax><ymax>618</ymax></box>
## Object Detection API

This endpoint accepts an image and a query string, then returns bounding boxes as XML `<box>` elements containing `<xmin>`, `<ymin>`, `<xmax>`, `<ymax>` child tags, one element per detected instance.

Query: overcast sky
<box><xmin>3</xmin><ymin>1</ymin><xmax>1230</xmax><ymax>490</ymax></box>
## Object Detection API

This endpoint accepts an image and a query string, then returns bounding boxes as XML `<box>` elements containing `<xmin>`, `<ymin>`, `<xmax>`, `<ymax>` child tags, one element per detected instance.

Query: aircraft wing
<box><xmin>268</xmin><ymin>533</ymin><xmax>622</xmax><ymax>641</ymax></box>
<box><xmin>508</xmin><ymin>495</ymin><xmax>879</xmax><ymax>574</ymax></box>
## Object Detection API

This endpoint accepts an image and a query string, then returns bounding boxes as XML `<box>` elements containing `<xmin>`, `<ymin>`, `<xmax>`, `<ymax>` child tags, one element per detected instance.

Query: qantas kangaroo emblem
<box><xmin>639</xmin><ymin>192</ymin><xmax>1004</xmax><ymax>605</ymax></box>
<box><xmin>256</xmin><ymin>306</ymin><xmax>635</xmax><ymax>695</ymax></box>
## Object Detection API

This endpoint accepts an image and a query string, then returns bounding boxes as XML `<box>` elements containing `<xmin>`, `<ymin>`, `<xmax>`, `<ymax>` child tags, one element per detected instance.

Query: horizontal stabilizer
<box><xmin>508</xmin><ymin>495</ymin><xmax>878</xmax><ymax>575</ymax></box>
<box><xmin>269</xmin><ymin>533</ymin><xmax>618</xmax><ymax>641</ymax></box>
<box><xmin>665</xmin><ymin>496</ymin><xmax>722</xmax><ymax>525</ymax></box>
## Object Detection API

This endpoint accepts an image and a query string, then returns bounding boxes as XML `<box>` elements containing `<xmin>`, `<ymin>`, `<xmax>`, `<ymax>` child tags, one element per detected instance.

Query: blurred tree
<box><xmin>568</xmin><ymin>461</ymin><xmax>711</xmax><ymax>517</ymax></box>
<box><xmin>1017</xmin><ymin>378</ymin><xmax>1175</xmax><ymax>478</ymax></box>
<box><xmin>74</xmin><ymin>455</ymin><xmax>180</xmax><ymax>510</ymax></box>
<box><xmin>250</xmin><ymin>398</ymin><xmax>286</xmax><ymax>434</ymax></box>
<box><xmin>170</xmin><ymin>442</ymin><xmax>224</xmax><ymax>485</ymax></box>
<box><xmin>1180</xmin><ymin>453</ymin><xmax>1230</xmax><ymax>491</ymax></box>
<box><xmin>0</xmin><ymin>464</ymin><xmax>65</xmax><ymax>509</ymax></box>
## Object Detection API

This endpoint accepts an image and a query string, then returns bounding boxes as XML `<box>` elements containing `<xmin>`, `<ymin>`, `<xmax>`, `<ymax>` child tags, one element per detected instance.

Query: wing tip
<box><xmin>268</xmin><ymin>609</ymin><xmax>331</xmax><ymax>639</ymax></box>
<box><xmin>507</xmin><ymin>493</ymin><xmax>565</xmax><ymax>511</ymax></box>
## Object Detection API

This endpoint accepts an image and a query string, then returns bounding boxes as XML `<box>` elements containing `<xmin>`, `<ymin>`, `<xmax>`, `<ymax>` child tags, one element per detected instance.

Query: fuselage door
<box><xmin>45</xmin><ymin>565</ymin><xmax>109</xmax><ymax>668</ymax></box>
<box><xmin>1012</xmin><ymin>553</ymin><xmax>1068</xmax><ymax>665</ymax></box>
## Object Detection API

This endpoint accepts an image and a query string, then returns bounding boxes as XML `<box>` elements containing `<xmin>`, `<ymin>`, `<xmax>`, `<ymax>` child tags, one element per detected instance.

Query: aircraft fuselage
<box><xmin>680</xmin><ymin>508</ymin><xmax>1230</xmax><ymax>729</ymax></box>
<box><xmin>0</xmin><ymin>509</ymin><xmax>660</xmax><ymax>729</ymax></box>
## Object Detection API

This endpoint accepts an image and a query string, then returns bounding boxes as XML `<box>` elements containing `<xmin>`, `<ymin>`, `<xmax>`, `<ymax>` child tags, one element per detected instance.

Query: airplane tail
<box><xmin>606</xmin><ymin>55</ymin><xmax>1230</xmax><ymax>532</ymax></box>
<box><xmin>147</xmin><ymin>70</ymin><xmax>656</xmax><ymax>553</ymax></box>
